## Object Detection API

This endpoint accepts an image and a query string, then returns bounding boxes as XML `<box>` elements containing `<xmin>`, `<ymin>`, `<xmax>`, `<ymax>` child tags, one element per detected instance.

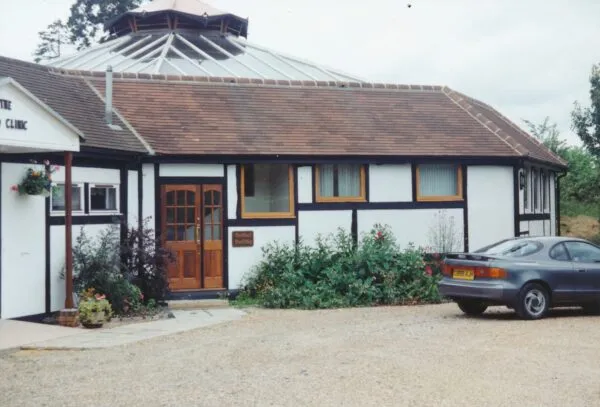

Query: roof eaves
<box><xmin>462</xmin><ymin>95</ymin><xmax>568</xmax><ymax>168</ymax></box>
<box><xmin>442</xmin><ymin>86</ymin><xmax>528</xmax><ymax>158</ymax></box>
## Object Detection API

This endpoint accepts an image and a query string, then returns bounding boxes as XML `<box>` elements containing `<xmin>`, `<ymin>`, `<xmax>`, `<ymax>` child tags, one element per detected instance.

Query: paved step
<box><xmin>166</xmin><ymin>299</ymin><xmax>230</xmax><ymax>310</ymax></box>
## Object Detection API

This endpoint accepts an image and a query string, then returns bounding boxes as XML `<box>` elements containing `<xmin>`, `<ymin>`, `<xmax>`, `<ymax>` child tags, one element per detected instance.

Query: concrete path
<box><xmin>16</xmin><ymin>308</ymin><xmax>246</xmax><ymax>351</ymax></box>
<box><xmin>0</xmin><ymin>319</ymin><xmax>84</xmax><ymax>351</ymax></box>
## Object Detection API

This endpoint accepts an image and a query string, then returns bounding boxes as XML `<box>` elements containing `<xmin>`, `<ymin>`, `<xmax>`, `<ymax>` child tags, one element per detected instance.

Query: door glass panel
<box><xmin>213</xmin><ymin>225</ymin><xmax>221</xmax><ymax>240</ymax></box>
<box><xmin>165</xmin><ymin>226</ymin><xmax>175</xmax><ymax>241</ymax></box>
<box><xmin>166</xmin><ymin>191</ymin><xmax>175</xmax><ymax>205</ymax></box>
<box><xmin>204</xmin><ymin>191</ymin><xmax>213</xmax><ymax>206</ymax></box>
<box><xmin>177</xmin><ymin>208</ymin><xmax>185</xmax><ymax>223</ymax></box>
<box><xmin>213</xmin><ymin>207</ymin><xmax>222</xmax><ymax>223</ymax></box>
<box><xmin>213</xmin><ymin>191</ymin><xmax>221</xmax><ymax>206</ymax></box>
<box><xmin>166</xmin><ymin>208</ymin><xmax>175</xmax><ymax>223</ymax></box>
<box><xmin>187</xmin><ymin>191</ymin><xmax>195</xmax><ymax>205</ymax></box>
<box><xmin>176</xmin><ymin>190</ymin><xmax>186</xmax><ymax>205</ymax></box>
<box><xmin>549</xmin><ymin>243</ymin><xmax>570</xmax><ymax>261</ymax></box>
<box><xmin>186</xmin><ymin>208</ymin><xmax>195</xmax><ymax>223</ymax></box>
<box><xmin>204</xmin><ymin>221</ymin><xmax>212</xmax><ymax>240</ymax></box>
<box><xmin>184</xmin><ymin>225</ymin><xmax>195</xmax><ymax>241</ymax></box>
<box><xmin>176</xmin><ymin>226</ymin><xmax>185</xmax><ymax>241</ymax></box>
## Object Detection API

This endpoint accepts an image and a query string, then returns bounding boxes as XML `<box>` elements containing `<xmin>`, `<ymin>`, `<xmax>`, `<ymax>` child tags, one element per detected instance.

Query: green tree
<box><xmin>33</xmin><ymin>20</ymin><xmax>69</xmax><ymax>63</ymax></box>
<box><xmin>572</xmin><ymin>64</ymin><xmax>600</xmax><ymax>157</ymax></box>
<box><xmin>523</xmin><ymin>116</ymin><xmax>568</xmax><ymax>157</ymax></box>
<box><xmin>34</xmin><ymin>0</ymin><xmax>144</xmax><ymax>61</ymax></box>
<box><xmin>66</xmin><ymin>0</ymin><xmax>144</xmax><ymax>50</ymax></box>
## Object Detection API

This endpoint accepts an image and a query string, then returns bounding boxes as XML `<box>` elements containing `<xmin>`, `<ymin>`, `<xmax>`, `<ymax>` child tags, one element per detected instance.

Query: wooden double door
<box><xmin>161</xmin><ymin>184</ymin><xmax>223</xmax><ymax>290</ymax></box>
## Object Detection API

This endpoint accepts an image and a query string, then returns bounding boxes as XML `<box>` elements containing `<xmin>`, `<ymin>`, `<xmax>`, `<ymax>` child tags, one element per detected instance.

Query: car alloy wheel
<box><xmin>516</xmin><ymin>283</ymin><xmax>550</xmax><ymax>320</ymax></box>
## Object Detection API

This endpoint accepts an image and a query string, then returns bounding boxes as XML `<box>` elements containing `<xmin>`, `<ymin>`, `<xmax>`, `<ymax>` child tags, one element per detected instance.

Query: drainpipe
<box><xmin>556</xmin><ymin>171</ymin><xmax>567</xmax><ymax>236</ymax></box>
<box><xmin>105</xmin><ymin>65</ymin><xmax>113</xmax><ymax>126</ymax></box>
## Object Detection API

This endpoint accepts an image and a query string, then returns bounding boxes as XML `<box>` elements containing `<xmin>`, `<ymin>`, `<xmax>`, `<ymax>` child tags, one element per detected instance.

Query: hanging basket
<box><xmin>11</xmin><ymin>160</ymin><xmax>60</xmax><ymax>198</ymax></box>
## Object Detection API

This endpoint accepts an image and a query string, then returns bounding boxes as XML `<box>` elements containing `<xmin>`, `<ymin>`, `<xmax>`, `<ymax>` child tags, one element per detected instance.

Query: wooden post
<box><xmin>64</xmin><ymin>151</ymin><xmax>74</xmax><ymax>309</ymax></box>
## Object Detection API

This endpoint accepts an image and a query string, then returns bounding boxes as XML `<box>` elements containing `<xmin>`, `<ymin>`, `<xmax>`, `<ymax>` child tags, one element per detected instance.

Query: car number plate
<box><xmin>452</xmin><ymin>269</ymin><xmax>474</xmax><ymax>280</ymax></box>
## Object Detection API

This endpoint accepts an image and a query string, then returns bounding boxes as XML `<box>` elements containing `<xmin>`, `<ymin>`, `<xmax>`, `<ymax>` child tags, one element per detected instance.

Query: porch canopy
<box><xmin>0</xmin><ymin>76</ymin><xmax>81</xmax><ymax>309</ymax></box>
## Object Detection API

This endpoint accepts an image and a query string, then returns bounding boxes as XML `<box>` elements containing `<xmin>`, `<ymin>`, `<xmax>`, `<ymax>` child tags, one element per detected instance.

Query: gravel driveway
<box><xmin>2</xmin><ymin>303</ymin><xmax>600</xmax><ymax>407</ymax></box>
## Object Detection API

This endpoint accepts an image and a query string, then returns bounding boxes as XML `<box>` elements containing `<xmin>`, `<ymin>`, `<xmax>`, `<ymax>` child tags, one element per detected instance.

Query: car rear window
<box><xmin>476</xmin><ymin>240</ymin><xmax>543</xmax><ymax>257</ymax></box>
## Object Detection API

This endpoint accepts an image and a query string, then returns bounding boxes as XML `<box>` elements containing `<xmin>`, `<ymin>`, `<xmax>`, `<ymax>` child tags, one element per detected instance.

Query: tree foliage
<box><xmin>572</xmin><ymin>64</ymin><xmax>600</xmax><ymax>157</ymax></box>
<box><xmin>33</xmin><ymin>20</ymin><xmax>69</xmax><ymax>63</ymax></box>
<box><xmin>66</xmin><ymin>0</ymin><xmax>144</xmax><ymax>50</ymax></box>
<box><xmin>34</xmin><ymin>0</ymin><xmax>144</xmax><ymax>61</ymax></box>
<box><xmin>523</xmin><ymin>116</ymin><xmax>568</xmax><ymax>157</ymax></box>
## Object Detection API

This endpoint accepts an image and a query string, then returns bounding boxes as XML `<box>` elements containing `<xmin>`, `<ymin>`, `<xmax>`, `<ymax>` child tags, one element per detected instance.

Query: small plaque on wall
<box><xmin>232</xmin><ymin>231</ymin><xmax>254</xmax><ymax>247</ymax></box>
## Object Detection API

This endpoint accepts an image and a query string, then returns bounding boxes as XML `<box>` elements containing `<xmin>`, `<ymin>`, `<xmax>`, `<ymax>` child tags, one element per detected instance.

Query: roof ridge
<box><xmin>48</xmin><ymin>66</ymin><xmax>446</xmax><ymax>91</ymax></box>
<box><xmin>441</xmin><ymin>86</ymin><xmax>527</xmax><ymax>157</ymax></box>
<box><xmin>463</xmin><ymin>95</ymin><xmax>568</xmax><ymax>167</ymax></box>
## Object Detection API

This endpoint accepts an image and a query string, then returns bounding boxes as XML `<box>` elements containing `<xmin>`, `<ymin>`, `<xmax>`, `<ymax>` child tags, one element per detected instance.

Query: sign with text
<box><xmin>232</xmin><ymin>231</ymin><xmax>254</xmax><ymax>247</ymax></box>
<box><xmin>0</xmin><ymin>98</ymin><xmax>28</xmax><ymax>130</ymax></box>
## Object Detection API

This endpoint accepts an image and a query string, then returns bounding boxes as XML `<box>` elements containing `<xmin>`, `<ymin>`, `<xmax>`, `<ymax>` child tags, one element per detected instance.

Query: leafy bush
<box><xmin>64</xmin><ymin>219</ymin><xmax>173</xmax><ymax>315</ymax></box>
<box><xmin>237</xmin><ymin>224</ymin><xmax>442</xmax><ymax>309</ymax></box>
<box><xmin>120</xmin><ymin>217</ymin><xmax>175</xmax><ymax>304</ymax></box>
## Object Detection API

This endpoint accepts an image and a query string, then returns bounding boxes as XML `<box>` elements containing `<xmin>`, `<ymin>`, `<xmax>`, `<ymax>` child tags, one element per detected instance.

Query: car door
<box><xmin>562</xmin><ymin>241</ymin><xmax>600</xmax><ymax>302</ymax></box>
<box><xmin>547</xmin><ymin>242</ymin><xmax>580</xmax><ymax>303</ymax></box>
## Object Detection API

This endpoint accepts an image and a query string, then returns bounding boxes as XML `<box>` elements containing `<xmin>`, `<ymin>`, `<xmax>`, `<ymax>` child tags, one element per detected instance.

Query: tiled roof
<box><xmin>76</xmin><ymin>72</ymin><xmax>565</xmax><ymax>167</ymax></box>
<box><xmin>0</xmin><ymin>56</ymin><xmax>149</xmax><ymax>153</ymax></box>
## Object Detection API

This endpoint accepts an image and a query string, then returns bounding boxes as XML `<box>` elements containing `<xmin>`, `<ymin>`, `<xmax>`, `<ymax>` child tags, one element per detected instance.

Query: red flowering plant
<box><xmin>421</xmin><ymin>246</ymin><xmax>444</xmax><ymax>277</ymax></box>
<box><xmin>78</xmin><ymin>287</ymin><xmax>113</xmax><ymax>327</ymax></box>
<box><xmin>11</xmin><ymin>159</ymin><xmax>60</xmax><ymax>197</ymax></box>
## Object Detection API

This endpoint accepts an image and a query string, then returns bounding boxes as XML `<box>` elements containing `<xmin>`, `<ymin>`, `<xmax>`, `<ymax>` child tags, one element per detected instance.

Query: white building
<box><xmin>0</xmin><ymin>0</ymin><xmax>566</xmax><ymax>319</ymax></box>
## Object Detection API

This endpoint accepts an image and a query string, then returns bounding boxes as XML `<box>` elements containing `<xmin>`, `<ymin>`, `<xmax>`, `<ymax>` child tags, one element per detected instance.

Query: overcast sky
<box><xmin>1</xmin><ymin>0</ymin><xmax>599</xmax><ymax>146</ymax></box>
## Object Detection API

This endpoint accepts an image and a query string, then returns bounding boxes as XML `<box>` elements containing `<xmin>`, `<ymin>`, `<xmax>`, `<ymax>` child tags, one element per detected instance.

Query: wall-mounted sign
<box><xmin>232</xmin><ymin>231</ymin><xmax>254</xmax><ymax>247</ymax></box>
<box><xmin>0</xmin><ymin>98</ymin><xmax>28</xmax><ymax>130</ymax></box>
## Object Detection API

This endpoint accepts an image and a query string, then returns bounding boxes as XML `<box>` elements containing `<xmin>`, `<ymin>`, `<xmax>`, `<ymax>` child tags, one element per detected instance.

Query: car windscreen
<box><xmin>474</xmin><ymin>240</ymin><xmax>543</xmax><ymax>257</ymax></box>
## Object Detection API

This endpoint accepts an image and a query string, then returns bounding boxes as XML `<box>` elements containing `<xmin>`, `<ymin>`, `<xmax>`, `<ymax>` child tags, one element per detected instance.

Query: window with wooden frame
<box><xmin>416</xmin><ymin>164</ymin><xmax>463</xmax><ymax>201</ymax></box>
<box><xmin>51</xmin><ymin>183</ymin><xmax>84</xmax><ymax>214</ymax></box>
<box><xmin>241</xmin><ymin>164</ymin><xmax>294</xmax><ymax>218</ymax></box>
<box><xmin>315</xmin><ymin>164</ymin><xmax>366</xmax><ymax>202</ymax></box>
<box><xmin>541</xmin><ymin>170</ymin><xmax>549</xmax><ymax>211</ymax></box>
<box><xmin>89</xmin><ymin>183</ymin><xmax>119</xmax><ymax>213</ymax></box>
<box><xmin>523</xmin><ymin>167</ymin><xmax>530</xmax><ymax>211</ymax></box>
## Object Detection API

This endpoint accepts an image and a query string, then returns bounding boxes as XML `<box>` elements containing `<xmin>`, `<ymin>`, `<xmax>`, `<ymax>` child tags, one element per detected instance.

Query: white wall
<box><xmin>159</xmin><ymin>164</ymin><xmax>224</xmax><ymax>177</ymax></box>
<box><xmin>127</xmin><ymin>170</ymin><xmax>139</xmax><ymax>227</ymax></box>
<box><xmin>357</xmin><ymin>208</ymin><xmax>464</xmax><ymax>251</ymax></box>
<box><xmin>227</xmin><ymin>165</ymin><xmax>237</xmax><ymax>220</ymax></box>
<box><xmin>141</xmin><ymin>163</ymin><xmax>155</xmax><ymax>230</ymax></box>
<box><xmin>1</xmin><ymin>163</ymin><xmax>46</xmax><ymax>318</ymax></box>
<box><xmin>369</xmin><ymin>164</ymin><xmax>412</xmax><ymax>202</ymax></box>
<box><xmin>550</xmin><ymin>174</ymin><xmax>556</xmax><ymax>236</ymax></box>
<box><xmin>298</xmin><ymin>210</ymin><xmax>352</xmax><ymax>246</ymax></box>
<box><xmin>53</xmin><ymin>166</ymin><xmax>120</xmax><ymax>184</ymax></box>
<box><xmin>49</xmin><ymin>224</ymin><xmax>109</xmax><ymax>312</ymax></box>
<box><xmin>529</xmin><ymin>220</ymin><xmax>545</xmax><ymax>236</ymax></box>
<box><xmin>228</xmin><ymin>226</ymin><xmax>295</xmax><ymax>289</ymax></box>
<box><xmin>297</xmin><ymin>166</ymin><xmax>312</xmax><ymax>204</ymax></box>
<box><xmin>467</xmin><ymin>166</ymin><xmax>514</xmax><ymax>251</ymax></box>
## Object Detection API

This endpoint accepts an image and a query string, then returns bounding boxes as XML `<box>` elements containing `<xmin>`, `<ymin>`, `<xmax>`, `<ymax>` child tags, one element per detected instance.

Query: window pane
<box><xmin>51</xmin><ymin>184</ymin><xmax>82</xmax><ymax>211</ymax></box>
<box><xmin>524</xmin><ymin>168</ymin><xmax>529</xmax><ymax>209</ymax></box>
<box><xmin>564</xmin><ymin>242</ymin><xmax>600</xmax><ymax>263</ymax></box>
<box><xmin>319</xmin><ymin>164</ymin><xmax>335</xmax><ymax>197</ymax></box>
<box><xmin>549</xmin><ymin>243</ymin><xmax>569</xmax><ymax>261</ymax></box>
<box><xmin>419</xmin><ymin>164</ymin><xmax>458</xmax><ymax>197</ymax></box>
<box><xmin>533</xmin><ymin>169</ymin><xmax>539</xmax><ymax>210</ymax></box>
<box><xmin>318</xmin><ymin>164</ymin><xmax>361</xmax><ymax>198</ymax></box>
<box><xmin>90</xmin><ymin>186</ymin><xmax>117</xmax><ymax>211</ymax></box>
<box><xmin>166</xmin><ymin>191</ymin><xmax>175</xmax><ymax>205</ymax></box>
<box><xmin>243</xmin><ymin>164</ymin><xmax>290</xmax><ymax>213</ymax></box>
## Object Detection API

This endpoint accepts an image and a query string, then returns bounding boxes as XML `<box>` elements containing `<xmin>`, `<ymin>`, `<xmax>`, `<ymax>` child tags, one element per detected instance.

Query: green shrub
<box><xmin>237</xmin><ymin>224</ymin><xmax>442</xmax><ymax>309</ymax></box>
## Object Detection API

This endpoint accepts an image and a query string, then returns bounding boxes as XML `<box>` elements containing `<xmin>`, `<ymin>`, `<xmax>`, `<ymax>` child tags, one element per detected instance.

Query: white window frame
<box><xmin>88</xmin><ymin>183</ymin><xmax>120</xmax><ymax>215</ymax></box>
<box><xmin>50</xmin><ymin>183</ymin><xmax>85</xmax><ymax>216</ymax></box>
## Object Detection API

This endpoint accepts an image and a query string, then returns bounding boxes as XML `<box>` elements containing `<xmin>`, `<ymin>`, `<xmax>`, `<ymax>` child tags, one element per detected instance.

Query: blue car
<box><xmin>438</xmin><ymin>236</ymin><xmax>600</xmax><ymax>320</ymax></box>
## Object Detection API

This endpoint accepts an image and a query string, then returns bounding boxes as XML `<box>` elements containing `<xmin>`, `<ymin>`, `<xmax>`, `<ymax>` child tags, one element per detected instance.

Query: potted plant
<box><xmin>78</xmin><ymin>288</ymin><xmax>113</xmax><ymax>328</ymax></box>
<box><xmin>10</xmin><ymin>159</ymin><xmax>60</xmax><ymax>197</ymax></box>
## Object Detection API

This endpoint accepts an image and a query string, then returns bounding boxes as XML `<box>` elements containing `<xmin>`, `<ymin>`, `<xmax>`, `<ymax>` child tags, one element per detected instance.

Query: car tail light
<box><xmin>442</xmin><ymin>263</ymin><xmax>453</xmax><ymax>276</ymax></box>
<box><xmin>475</xmin><ymin>267</ymin><xmax>507</xmax><ymax>279</ymax></box>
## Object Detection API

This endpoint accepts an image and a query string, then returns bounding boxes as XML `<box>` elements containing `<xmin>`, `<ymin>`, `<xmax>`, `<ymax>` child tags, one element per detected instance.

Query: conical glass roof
<box><xmin>48</xmin><ymin>0</ymin><xmax>365</xmax><ymax>82</ymax></box>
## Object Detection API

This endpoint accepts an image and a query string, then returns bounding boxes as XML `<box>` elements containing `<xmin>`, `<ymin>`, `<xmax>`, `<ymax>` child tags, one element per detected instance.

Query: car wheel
<box><xmin>515</xmin><ymin>283</ymin><xmax>550</xmax><ymax>320</ymax></box>
<box><xmin>456</xmin><ymin>300</ymin><xmax>488</xmax><ymax>316</ymax></box>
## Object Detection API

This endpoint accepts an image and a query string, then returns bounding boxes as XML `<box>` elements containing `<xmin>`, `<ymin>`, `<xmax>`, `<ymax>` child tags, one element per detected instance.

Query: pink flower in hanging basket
<box><xmin>53</xmin><ymin>165</ymin><xmax>60</xmax><ymax>172</ymax></box>
<box><xmin>10</xmin><ymin>185</ymin><xmax>18</xmax><ymax>192</ymax></box>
